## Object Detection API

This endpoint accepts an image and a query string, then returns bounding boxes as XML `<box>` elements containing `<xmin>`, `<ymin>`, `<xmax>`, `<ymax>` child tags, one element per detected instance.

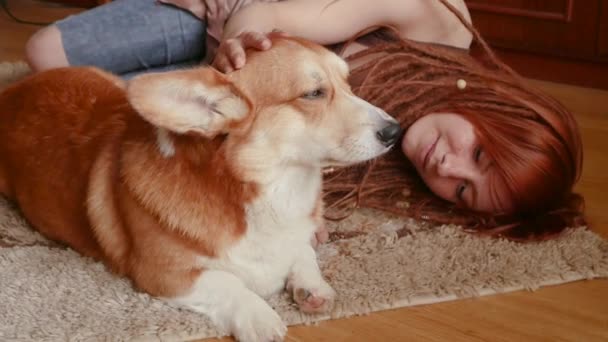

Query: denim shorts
<box><xmin>56</xmin><ymin>0</ymin><xmax>206</xmax><ymax>78</ymax></box>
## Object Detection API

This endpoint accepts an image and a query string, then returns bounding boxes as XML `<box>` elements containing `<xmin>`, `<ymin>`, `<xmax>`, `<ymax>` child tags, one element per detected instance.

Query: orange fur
<box><xmin>0</xmin><ymin>67</ymin><xmax>253</xmax><ymax>296</ymax></box>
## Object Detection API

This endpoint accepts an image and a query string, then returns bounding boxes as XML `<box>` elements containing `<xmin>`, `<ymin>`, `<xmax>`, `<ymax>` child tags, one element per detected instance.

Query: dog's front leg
<box><xmin>286</xmin><ymin>244</ymin><xmax>336</xmax><ymax>314</ymax></box>
<box><xmin>310</xmin><ymin>194</ymin><xmax>329</xmax><ymax>249</ymax></box>
<box><xmin>170</xmin><ymin>270</ymin><xmax>287</xmax><ymax>342</ymax></box>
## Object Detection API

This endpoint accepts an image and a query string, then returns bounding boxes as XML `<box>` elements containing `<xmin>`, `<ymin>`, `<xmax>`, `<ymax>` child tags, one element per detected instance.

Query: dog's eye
<box><xmin>301</xmin><ymin>89</ymin><xmax>325</xmax><ymax>99</ymax></box>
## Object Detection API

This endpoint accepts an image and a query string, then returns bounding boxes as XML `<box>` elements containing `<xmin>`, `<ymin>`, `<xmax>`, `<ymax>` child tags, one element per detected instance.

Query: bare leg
<box><xmin>25</xmin><ymin>25</ymin><xmax>69</xmax><ymax>72</ymax></box>
<box><xmin>25</xmin><ymin>0</ymin><xmax>206</xmax><ymax>77</ymax></box>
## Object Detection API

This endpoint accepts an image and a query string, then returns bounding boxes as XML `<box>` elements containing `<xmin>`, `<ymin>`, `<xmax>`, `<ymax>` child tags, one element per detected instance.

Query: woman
<box><xmin>323</xmin><ymin>35</ymin><xmax>585</xmax><ymax>240</ymax></box>
<box><xmin>24</xmin><ymin>0</ymin><xmax>472</xmax><ymax>76</ymax></box>
<box><xmin>25</xmin><ymin>0</ymin><xmax>585</xmax><ymax>240</ymax></box>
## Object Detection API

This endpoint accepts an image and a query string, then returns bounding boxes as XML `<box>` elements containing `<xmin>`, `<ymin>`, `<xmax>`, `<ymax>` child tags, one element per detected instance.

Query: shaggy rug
<box><xmin>1</xmin><ymin>62</ymin><xmax>607</xmax><ymax>342</ymax></box>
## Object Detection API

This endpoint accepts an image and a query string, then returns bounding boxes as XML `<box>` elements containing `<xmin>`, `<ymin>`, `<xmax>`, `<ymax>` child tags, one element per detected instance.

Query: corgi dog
<box><xmin>0</xmin><ymin>36</ymin><xmax>401</xmax><ymax>341</ymax></box>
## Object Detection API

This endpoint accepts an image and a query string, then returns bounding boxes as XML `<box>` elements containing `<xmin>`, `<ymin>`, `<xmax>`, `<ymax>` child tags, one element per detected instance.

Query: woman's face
<box><xmin>402</xmin><ymin>113</ymin><xmax>513</xmax><ymax>213</ymax></box>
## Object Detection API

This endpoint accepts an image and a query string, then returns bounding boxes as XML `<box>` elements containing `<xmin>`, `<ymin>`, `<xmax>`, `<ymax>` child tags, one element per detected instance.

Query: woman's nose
<box><xmin>437</xmin><ymin>153</ymin><xmax>475</xmax><ymax>179</ymax></box>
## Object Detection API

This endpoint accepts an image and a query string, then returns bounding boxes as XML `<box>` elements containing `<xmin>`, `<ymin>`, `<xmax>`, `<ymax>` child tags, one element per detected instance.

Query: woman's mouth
<box><xmin>421</xmin><ymin>136</ymin><xmax>439</xmax><ymax>171</ymax></box>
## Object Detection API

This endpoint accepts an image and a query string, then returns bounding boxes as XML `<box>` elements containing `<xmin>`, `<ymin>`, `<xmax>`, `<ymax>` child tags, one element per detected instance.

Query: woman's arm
<box><xmin>215</xmin><ymin>0</ymin><xmax>414</xmax><ymax>71</ymax></box>
<box><xmin>223</xmin><ymin>0</ymin><xmax>411</xmax><ymax>44</ymax></box>
<box><xmin>216</xmin><ymin>0</ymin><xmax>472</xmax><ymax>71</ymax></box>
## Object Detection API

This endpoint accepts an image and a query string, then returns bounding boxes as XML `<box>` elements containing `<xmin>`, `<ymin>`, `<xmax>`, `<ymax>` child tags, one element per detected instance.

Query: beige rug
<box><xmin>1</xmin><ymin>62</ymin><xmax>607</xmax><ymax>341</ymax></box>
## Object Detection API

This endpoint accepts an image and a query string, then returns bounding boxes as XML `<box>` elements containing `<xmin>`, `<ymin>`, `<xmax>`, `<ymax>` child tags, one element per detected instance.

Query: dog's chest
<box><xmin>199</xmin><ymin>169</ymin><xmax>321</xmax><ymax>296</ymax></box>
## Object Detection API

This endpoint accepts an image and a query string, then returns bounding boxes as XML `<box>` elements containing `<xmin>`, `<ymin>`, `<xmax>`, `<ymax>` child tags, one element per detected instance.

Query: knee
<box><xmin>25</xmin><ymin>25</ymin><xmax>69</xmax><ymax>72</ymax></box>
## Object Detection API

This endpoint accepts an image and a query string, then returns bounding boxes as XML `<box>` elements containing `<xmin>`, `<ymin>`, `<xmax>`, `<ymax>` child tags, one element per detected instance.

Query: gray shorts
<box><xmin>56</xmin><ymin>0</ymin><xmax>206</xmax><ymax>78</ymax></box>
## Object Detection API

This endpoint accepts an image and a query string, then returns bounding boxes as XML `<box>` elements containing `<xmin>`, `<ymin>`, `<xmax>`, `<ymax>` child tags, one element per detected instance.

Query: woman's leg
<box><xmin>25</xmin><ymin>0</ymin><xmax>206</xmax><ymax>76</ymax></box>
<box><xmin>25</xmin><ymin>25</ymin><xmax>68</xmax><ymax>72</ymax></box>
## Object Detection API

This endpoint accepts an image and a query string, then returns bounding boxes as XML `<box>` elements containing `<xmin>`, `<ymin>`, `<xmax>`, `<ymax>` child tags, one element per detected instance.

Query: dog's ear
<box><xmin>126</xmin><ymin>67</ymin><xmax>251</xmax><ymax>138</ymax></box>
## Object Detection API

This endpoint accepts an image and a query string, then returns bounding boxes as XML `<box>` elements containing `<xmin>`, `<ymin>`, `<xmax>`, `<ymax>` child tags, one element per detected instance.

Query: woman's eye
<box><xmin>456</xmin><ymin>182</ymin><xmax>468</xmax><ymax>201</ymax></box>
<box><xmin>473</xmin><ymin>146</ymin><xmax>483</xmax><ymax>163</ymax></box>
<box><xmin>302</xmin><ymin>89</ymin><xmax>325</xmax><ymax>99</ymax></box>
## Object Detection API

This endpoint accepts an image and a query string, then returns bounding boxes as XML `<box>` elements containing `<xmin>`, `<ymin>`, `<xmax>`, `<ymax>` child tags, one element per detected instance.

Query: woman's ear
<box><xmin>126</xmin><ymin>67</ymin><xmax>251</xmax><ymax>138</ymax></box>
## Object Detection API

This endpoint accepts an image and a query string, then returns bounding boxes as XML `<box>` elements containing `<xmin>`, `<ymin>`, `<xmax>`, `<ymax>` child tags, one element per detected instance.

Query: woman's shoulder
<box><xmin>387</xmin><ymin>0</ymin><xmax>473</xmax><ymax>50</ymax></box>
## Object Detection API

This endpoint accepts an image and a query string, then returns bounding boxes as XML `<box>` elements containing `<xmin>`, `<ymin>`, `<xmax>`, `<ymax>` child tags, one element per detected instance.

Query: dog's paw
<box><xmin>231</xmin><ymin>297</ymin><xmax>287</xmax><ymax>342</ymax></box>
<box><xmin>290</xmin><ymin>280</ymin><xmax>335</xmax><ymax>314</ymax></box>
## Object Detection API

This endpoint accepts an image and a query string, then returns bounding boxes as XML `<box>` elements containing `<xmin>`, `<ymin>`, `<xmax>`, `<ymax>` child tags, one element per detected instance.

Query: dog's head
<box><xmin>127</xmin><ymin>36</ymin><xmax>400</xmax><ymax>174</ymax></box>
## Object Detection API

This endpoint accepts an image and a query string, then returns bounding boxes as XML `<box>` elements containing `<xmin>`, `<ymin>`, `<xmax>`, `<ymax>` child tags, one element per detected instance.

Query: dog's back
<box><xmin>0</xmin><ymin>67</ymin><xmax>253</xmax><ymax>281</ymax></box>
<box><xmin>0</xmin><ymin>68</ymin><xmax>129</xmax><ymax>257</ymax></box>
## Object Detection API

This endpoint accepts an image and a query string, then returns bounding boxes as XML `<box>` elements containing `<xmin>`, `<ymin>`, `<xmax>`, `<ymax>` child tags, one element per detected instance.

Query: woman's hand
<box><xmin>159</xmin><ymin>0</ymin><xmax>231</xmax><ymax>20</ymax></box>
<box><xmin>204</xmin><ymin>0</ymin><xmax>228</xmax><ymax>21</ymax></box>
<box><xmin>212</xmin><ymin>30</ymin><xmax>288</xmax><ymax>73</ymax></box>
<box><xmin>159</xmin><ymin>0</ymin><xmax>205</xmax><ymax>19</ymax></box>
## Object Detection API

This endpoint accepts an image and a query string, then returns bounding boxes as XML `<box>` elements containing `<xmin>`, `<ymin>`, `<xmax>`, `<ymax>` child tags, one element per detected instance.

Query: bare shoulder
<box><xmin>381</xmin><ymin>0</ymin><xmax>473</xmax><ymax>49</ymax></box>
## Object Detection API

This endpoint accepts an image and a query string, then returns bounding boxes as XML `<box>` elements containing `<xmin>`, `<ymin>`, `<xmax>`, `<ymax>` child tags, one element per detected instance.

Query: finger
<box><xmin>215</xmin><ymin>0</ymin><xmax>226</xmax><ymax>19</ymax></box>
<box><xmin>224</xmin><ymin>39</ymin><xmax>246</xmax><ymax>69</ymax></box>
<box><xmin>212</xmin><ymin>54</ymin><xmax>233</xmax><ymax>73</ymax></box>
<box><xmin>205</xmin><ymin>0</ymin><xmax>217</xmax><ymax>18</ymax></box>
<box><xmin>211</xmin><ymin>44</ymin><xmax>231</xmax><ymax>71</ymax></box>
<box><xmin>242</xmin><ymin>32</ymin><xmax>271</xmax><ymax>51</ymax></box>
<box><xmin>228</xmin><ymin>46</ymin><xmax>246</xmax><ymax>69</ymax></box>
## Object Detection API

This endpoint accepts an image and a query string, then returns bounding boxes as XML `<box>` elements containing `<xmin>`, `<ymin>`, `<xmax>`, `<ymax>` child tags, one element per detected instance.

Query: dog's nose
<box><xmin>376</xmin><ymin>122</ymin><xmax>402</xmax><ymax>147</ymax></box>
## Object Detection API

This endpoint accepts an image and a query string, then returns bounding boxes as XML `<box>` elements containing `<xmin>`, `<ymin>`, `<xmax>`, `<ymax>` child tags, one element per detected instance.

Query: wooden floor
<box><xmin>1</xmin><ymin>1</ymin><xmax>607</xmax><ymax>341</ymax></box>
